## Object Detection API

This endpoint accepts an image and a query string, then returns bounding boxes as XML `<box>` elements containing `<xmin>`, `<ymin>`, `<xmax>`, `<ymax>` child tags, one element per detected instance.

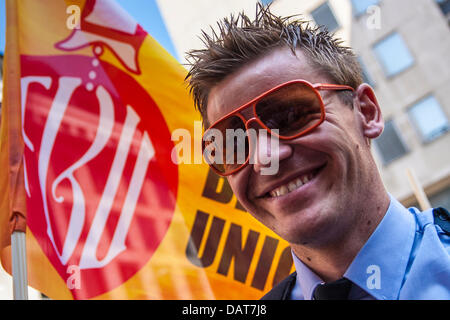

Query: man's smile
<box><xmin>255</xmin><ymin>161</ymin><xmax>328</xmax><ymax>199</ymax></box>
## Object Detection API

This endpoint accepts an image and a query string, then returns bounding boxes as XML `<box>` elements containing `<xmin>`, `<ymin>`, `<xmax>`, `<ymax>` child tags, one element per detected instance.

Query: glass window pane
<box><xmin>429</xmin><ymin>186</ymin><xmax>450</xmax><ymax>210</ymax></box>
<box><xmin>351</xmin><ymin>0</ymin><xmax>380</xmax><ymax>16</ymax></box>
<box><xmin>311</xmin><ymin>2</ymin><xmax>339</xmax><ymax>32</ymax></box>
<box><xmin>435</xmin><ymin>0</ymin><xmax>450</xmax><ymax>15</ymax></box>
<box><xmin>373</xmin><ymin>32</ymin><xmax>414</xmax><ymax>77</ymax></box>
<box><xmin>374</xmin><ymin>119</ymin><xmax>408</xmax><ymax>164</ymax></box>
<box><xmin>408</xmin><ymin>95</ymin><xmax>449</xmax><ymax>142</ymax></box>
<box><xmin>358</xmin><ymin>57</ymin><xmax>375</xmax><ymax>87</ymax></box>
<box><xmin>260</xmin><ymin>0</ymin><xmax>273</xmax><ymax>6</ymax></box>
<box><xmin>352</xmin><ymin>0</ymin><xmax>380</xmax><ymax>16</ymax></box>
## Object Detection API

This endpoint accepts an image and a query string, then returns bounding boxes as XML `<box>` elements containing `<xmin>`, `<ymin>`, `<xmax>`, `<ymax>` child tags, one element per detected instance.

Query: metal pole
<box><xmin>11</xmin><ymin>231</ymin><xmax>28</xmax><ymax>300</ymax></box>
<box><xmin>406</xmin><ymin>167</ymin><xmax>431</xmax><ymax>211</ymax></box>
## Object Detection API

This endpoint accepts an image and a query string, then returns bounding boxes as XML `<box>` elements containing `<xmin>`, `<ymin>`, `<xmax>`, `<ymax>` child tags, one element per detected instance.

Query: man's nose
<box><xmin>252</xmin><ymin>131</ymin><xmax>293</xmax><ymax>174</ymax></box>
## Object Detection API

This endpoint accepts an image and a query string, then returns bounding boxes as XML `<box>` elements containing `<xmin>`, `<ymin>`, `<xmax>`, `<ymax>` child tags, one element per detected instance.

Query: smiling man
<box><xmin>185</xmin><ymin>5</ymin><xmax>450</xmax><ymax>300</ymax></box>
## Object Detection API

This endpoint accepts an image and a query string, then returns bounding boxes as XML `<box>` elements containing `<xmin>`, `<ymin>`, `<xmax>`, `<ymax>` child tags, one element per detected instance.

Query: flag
<box><xmin>0</xmin><ymin>0</ymin><xmax>27</xmax><ymax>250</ymax></box>
<box><xmin>0</xmin><ymin>0</ymin><xmax>293</xmax><ymax>299</ymax></box>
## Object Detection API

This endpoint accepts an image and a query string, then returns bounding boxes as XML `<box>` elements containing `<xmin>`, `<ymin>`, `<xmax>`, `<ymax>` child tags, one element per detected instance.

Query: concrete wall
<box><xmin>156</xmin><ymin>0</ymin><xmax>353</xmax><ymax>64</ymax></box>
<box><xmin>350</xmin><ymin>0</ymin><xmax>450</xmax><ymax>203</ymax></box>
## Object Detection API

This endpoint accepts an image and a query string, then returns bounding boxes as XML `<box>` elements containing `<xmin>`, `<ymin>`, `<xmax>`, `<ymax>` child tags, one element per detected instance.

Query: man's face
<box><xmin>206</xmin><ymin>47</ymin><xmax>376</xmax><ymax>246</ymax></box>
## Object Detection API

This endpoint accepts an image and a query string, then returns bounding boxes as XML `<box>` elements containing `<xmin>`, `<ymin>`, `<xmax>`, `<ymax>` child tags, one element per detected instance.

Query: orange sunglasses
<box><xmin>202</xmin><ymin>79</ymin><xmax>354</xmax><ymax>176</ymax></box>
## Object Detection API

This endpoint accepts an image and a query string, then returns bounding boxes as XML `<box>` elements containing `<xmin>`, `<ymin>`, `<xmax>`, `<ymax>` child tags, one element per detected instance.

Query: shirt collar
<box><xmin>292</xmin><ymin>195</ymin><xmax>416</xmax><ymax>300</ymax></box>
<box><xmin>292</xmin><ymin>251</ymin><xmax>323</xmax><ymax>300</ymax></box>
<box><xmin>344</xmin><ymin>194</ymin><xmax>416</xmax><ymax>299</ymax></box>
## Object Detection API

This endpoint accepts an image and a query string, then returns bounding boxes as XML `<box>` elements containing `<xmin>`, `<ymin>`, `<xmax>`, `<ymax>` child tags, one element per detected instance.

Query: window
<box><xmin>358</xmin><ymin>57</ymin><xmax>375</xmax><ymax>87</ymax></box>
<box><xmin>373</xmin><ymin>32</ymin><xmax>414</xmax><ymax>77</ymax></box>
<box><xmin>351</xmin><ymin>0</ymin><xmax>380</xmax><ymax>16</ymax></box>
<box><xmin>311</xmin><ymin>2</ymin><xmax>339</xmax><ymax>32</ymax></box>
<box><xmin>260</xmin><ymin>0</ymin><xmax>273</xmax><ymax>6</ymax></box>
<box><xmin>374</xmin><ymin>119</ymin><xmax>408</xmax><ymax>164</ymax></box>
<box><xmin>430</xmin><ymin>186</ymin><xmax>450</xmax><ymax>210</ymax></box>
<box><xmin>435</xmin><ymin>0</ymin><xmax>450</xmax><ymax>15</ymax></box>
<box><xmin>410</xmin><ymin>186</ymin><xmax>450</xmax><ymax>210</ymax></box>
<box><xmin>408</xmin><ymin>95</ymin><xmax>449</xmax><ymax>142</ymax></box>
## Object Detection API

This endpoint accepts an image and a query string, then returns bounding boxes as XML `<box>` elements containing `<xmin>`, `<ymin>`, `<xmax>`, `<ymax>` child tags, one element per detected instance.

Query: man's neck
<box><xmin>291</xmin><ymin>192</ymin><xmax>390</xmax><ymax>283</ymax></box>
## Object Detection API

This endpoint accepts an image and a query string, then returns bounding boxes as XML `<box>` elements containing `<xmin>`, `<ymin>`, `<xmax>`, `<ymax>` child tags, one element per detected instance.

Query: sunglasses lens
<box><xmin>203</xmin><ymin>115</ymin><xmax>249</xmax><ymax>175</ymax></box>
<box><xmin>255</xmin><ymin>82</ymin><xmax>323</xmax><ymax>137</ymax></box>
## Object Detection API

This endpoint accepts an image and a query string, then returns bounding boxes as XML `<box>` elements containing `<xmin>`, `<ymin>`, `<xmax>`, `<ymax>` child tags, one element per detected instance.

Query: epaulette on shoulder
<box><xmin>432</xmin><ymin>207</ymin><xmax>450</xmax><ymax>235</ymax></box>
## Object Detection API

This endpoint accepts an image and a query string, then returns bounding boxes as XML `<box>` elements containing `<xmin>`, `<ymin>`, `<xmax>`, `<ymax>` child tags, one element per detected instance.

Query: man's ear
<box><xmin>354</xmin><ymin>83</ymin><xmax>384</xmax><ymax>139</ymax></box>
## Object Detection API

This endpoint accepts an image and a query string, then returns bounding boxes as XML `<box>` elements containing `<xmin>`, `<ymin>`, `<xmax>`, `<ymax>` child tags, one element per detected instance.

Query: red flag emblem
<box><xmin>20</xmin><ymin>0</ymin><xmax>178</xmax><ymax>299</ymax></box>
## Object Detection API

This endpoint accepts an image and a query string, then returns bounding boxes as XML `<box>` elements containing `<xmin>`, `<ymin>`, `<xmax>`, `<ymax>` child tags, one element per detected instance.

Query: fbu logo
<box><xmin>21</xmin><ymin>0</ymin><xmax>178</xmax><ymax>299</ymax></box>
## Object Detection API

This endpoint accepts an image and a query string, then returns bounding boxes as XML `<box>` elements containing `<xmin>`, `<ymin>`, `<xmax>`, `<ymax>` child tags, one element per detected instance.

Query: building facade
<box><xmin>349</xmin><ymin>0</ymin><xmax>450</xmax><ymax>208</ymax></box>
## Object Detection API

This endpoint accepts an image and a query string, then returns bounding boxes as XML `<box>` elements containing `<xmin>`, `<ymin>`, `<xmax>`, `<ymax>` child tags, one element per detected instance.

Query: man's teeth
<box><xmin>269</xmin><ymin>173</ymin><xmax>313</xmax><ymax>198</ymax></box>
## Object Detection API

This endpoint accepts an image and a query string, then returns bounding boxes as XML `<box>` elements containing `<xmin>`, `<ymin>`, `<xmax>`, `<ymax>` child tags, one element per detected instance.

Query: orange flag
<box><xmin>0</xmin><ymin>0</ymin><xmax>27</xmax><ymax>249</ymax></box>
<box><xmin>0</xmin><ymin>0</ymin><xmax>293</xmax><ymax>300</ymax></box>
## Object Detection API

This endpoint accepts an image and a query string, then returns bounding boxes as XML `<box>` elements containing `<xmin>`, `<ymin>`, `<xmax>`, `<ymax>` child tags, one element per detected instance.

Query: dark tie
<box><xmin>313</xmin><ymin>278</ymin><xmax>353</xmax><ymax>300</ymax></box>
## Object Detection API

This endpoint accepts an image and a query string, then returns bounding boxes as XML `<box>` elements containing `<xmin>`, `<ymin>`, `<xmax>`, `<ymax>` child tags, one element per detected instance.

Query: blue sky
<box><xmin>0</xmin><ymin>0</ymin><xmax>5</xmax><ymax>54</ymax></box>
<box><xmin>0</xmin><ymin>0</ymin><xmax>178</xmax><ymax>60</ymax></box>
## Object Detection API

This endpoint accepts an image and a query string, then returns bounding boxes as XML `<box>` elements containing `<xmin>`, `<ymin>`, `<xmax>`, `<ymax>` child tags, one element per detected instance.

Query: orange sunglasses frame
<box><xmin>202</xmin><ymin>79</ymin><xmax>354</xmax><ymax>176</ymax></box>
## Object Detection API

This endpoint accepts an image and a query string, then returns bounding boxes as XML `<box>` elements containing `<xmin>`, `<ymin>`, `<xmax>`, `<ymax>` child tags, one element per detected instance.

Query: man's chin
<box><xmin>269</xmin><ymin>204</ymin><xmax>336</xmax><ymax>246</ymax></box>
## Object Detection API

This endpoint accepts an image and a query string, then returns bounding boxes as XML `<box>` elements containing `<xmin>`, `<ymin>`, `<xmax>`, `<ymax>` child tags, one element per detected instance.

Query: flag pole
<box><xmin>5</xmin><ymin>0</ymin><xmax>29</xmax><ymax>300</ymax></box>
<box><xmin>11</xmin><ymin>231</ymin><xmax>28</xmax><ymax>300</ymax></box>
<box><xmin>406</xmin><ymin>167</ymin><xmax>431</xmax><ymax>211</ymax></box>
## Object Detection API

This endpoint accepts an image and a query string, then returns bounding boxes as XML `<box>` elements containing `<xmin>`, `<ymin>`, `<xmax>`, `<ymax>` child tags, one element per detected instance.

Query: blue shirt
<box><xmin>290</xmin><ymin>195</ymin><xmax>450</xmax><ymax>300</ymax></box>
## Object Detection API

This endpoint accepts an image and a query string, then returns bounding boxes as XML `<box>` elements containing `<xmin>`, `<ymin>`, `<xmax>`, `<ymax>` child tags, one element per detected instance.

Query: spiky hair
<box><xmin>185</xmin><ymin>4</ymin><xmax>362</xmax><ymax>127</ymax></box>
